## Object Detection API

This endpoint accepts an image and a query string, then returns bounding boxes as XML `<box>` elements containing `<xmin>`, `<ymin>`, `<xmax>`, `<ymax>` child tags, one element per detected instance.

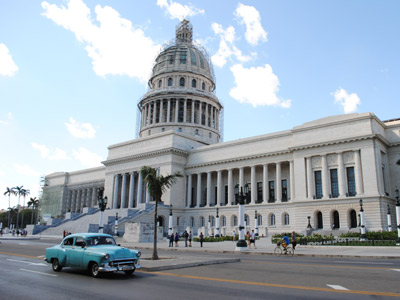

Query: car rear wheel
<box><xmin>52</xmin><ymin>258</ymin><xmax>62</xmax><ymax>272</ymax></box>
<box><xmin>124</xmin><ymin>269</ymin><xmax>135</xmax><ymax>276</ymax></box>
<box><xmin>89</xmin><ymin>262</ymin><xmax>100</xmax><ymax>278</ymax></box>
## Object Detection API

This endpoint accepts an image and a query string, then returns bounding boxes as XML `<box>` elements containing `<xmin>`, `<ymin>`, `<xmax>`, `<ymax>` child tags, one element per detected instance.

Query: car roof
<box><xmin>64</xmin><ymin>233</ymin><xmax>113</xmax><ymax>239</ymax></box>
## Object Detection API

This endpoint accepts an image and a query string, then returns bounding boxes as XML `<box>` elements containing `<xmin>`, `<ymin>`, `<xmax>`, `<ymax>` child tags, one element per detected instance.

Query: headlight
<box><xmin>104</xmin><ymin>254</ymin><xmax>110</xmax><ymax>260</ymax></box>
<box><xmin>137</xmin><ymin>251</ymin><xmax>141</xmax><ymax>258</ymax></box>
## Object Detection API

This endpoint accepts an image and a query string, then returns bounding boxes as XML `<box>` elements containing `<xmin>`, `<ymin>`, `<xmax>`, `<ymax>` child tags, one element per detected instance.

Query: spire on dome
<box><xmin>176</xmin><ymin>19</ymin><xmax>193</xmax><ymax>45</ymax></box>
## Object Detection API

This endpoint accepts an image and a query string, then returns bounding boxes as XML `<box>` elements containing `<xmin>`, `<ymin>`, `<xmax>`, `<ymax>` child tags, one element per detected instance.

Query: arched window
<box><xmin>180</xmin><ymin>77</ymin><xmax>185</xmax><ymax>87</ymax></box>
<box><xmin>202</xmin><ymin>82</ymin><xmax>205</xmax><ymax>90</ymax></box>
<box><xmin>270</xmin><ymin>214</ymin><xmax>275</xmax><ymax>226</ymax></box>
<box><xmin>192</xmin><ymin>79</ymin><xmax>197</xmax><ymax>88</ymax></box>
<box><xmin>178</xmin><ymin>127</ymin><xmax>182</xmax><ymax>132</ymax></box>
<box><xmin>283</xmin><ymin>213</ymin><xmax>290</xmax><ymax>225</ymax></box>
<box><xmin>245</xmin><ymin>214</ymin><xmax>250</xmax><ymax>226</ymax></box>
<box><xmin>349</xmin><ymin>209</ymin><xmax>357</xmax><ymax>228</ymax></box>
<box><xmin>168</xmin><ymin>77</ymin><xmax>173</xmax><ymax>86</ymax></box>
<box><xmin>257</xmin><ymin>215</ymin><xmax>263</xmax><ymax>226</ymax></box>
<box><xmin>200</xmin><ymin>216</ymin><xmax>205</xmax><ymax>227</ymax></box>
<box><xmin>190</xmin><ymin>216</ymin><xmax>195</xmax><ymax>227</ymax></box>
<box><xmin>209</xmin><ymin>132</ymin><xmax>212</xmax><ymax>138</ymax></box>
<box><xmin>221</xmin><ymin>216</ymin><xmax>226</xmax><ymax>227</ymax></box>
<box><xmin>158</xmin><ymin>80</ymin><xmax>162</xmax><ymax>88</ymax></box>
<box><xmin>332</xmin><ymin>210</ymin><xmax>340</xmax><ymax>229</ymax></box>
<box><xmin>233</xmin><ymin>215</ymin><xmax>238</xmax><ymax>227</ymax></box>
<box><xmin>195</xmin><ymin>129</ymin><xmax>199</xmax><ymax>135</ymax></box>
<box><xmin>317</xmin><ymin>211</ymin><xmax>323</xmax><ymax>229</ymax></box>
<box><xmin>177</xmin><ymin>217</ymin><xmax>180</xmax><ymax>226</ymax></box>
<box><xmin>211</xmin><ymin>216</ymin><xmax>215</xmax><ymax>227</ymax></box>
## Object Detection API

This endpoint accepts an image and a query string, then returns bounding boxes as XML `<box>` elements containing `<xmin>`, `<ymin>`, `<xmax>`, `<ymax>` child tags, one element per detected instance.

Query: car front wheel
<box><xmin>52</xmin><ymin>258</ymin><xmax>62</xmax><ymax>272</ymax></box>
<box><xmin>89</xmin><ymin>262</ymin><xmax>100</xmax><ymax>278</ymax></box>
<box><xmin>124</xmin><ymin>269</ymin><xmax>135</xmax><ymax>276</ymax></box>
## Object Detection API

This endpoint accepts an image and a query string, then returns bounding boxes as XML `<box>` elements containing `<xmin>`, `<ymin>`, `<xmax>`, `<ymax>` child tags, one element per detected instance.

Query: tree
<box><xmin>20</xmin><ymin>188</ymin><xmax>30</xmax><ymax>228</ymax></box>
<box><xmin>13</xmin><ymin>186</ymin><xmax>24</xmax><ymax>229</ymax></box>
<box><xmin>4</xmin><ymin>187</ymin><xmax>16</xmax><ymax>228</ymax></box>
<box><xmin>8</xmin><ymin>206</ymin><xmax>18</xmax><ymax>229</ymax></box>
<box><xmin>140</xmin><ymin>166</ymin><xmax>183</xmax><ymax>260</ymax></box>
<box><xmin>28</xmin><ymin>197</ymin><xmax>39</xmax><ymax>224</ymax></box>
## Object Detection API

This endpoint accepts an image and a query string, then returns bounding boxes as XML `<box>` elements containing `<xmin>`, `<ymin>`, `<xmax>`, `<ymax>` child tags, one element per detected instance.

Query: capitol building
<box><xmin>40</xmin><ymin>20</ymin><xmax>400</xmax><ymax>237</ymax></box>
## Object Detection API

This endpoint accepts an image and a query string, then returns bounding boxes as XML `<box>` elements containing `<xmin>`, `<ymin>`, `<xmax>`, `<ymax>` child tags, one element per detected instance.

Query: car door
<box><xmin>60</xmin><ymin>237</ymin><xmax>74</xmax><ymax>266</ymax></box>
<box><xmin>70</xmin><ymin>236</ymin><xmax>86</xmax><ymax>268</ymax></box>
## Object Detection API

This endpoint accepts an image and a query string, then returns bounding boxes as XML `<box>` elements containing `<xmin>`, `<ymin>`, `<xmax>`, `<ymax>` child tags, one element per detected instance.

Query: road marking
<box><xmin>6</xmin><ymin>258</ymin><xmax>47</xmax><ymax>266</ymax></box>
<box><xmin>390</xmin><ymin>269</ymin><xmax>400</xmax><ymax>272</ymax></box>
<box><xmin>327</xmin><ymin>284</ymin><xmax>349</xmax><ymax>290</ymax></box>
<box><xmin>20</xmin><ymin>269</ymin><xmax>57</xmax><ymax>277</ymax></box>
<box><xmin>146</xmin><ymin>271</ymin><xmax>400</xmax><ymax>297</ymax></box>
<box><xmin>37</xmin><ymin>255</ymin><xmax>45</xmax><ymax>258</ymax></box>
<box><xmin>0</xmin><ymin>251</ymin><xmax>43</xmax><ymax>260</ymax></box>
<box><xmin>334</xmin><ymin>261</ymin><xmax>393</xmax><ymax>265</ymax></box>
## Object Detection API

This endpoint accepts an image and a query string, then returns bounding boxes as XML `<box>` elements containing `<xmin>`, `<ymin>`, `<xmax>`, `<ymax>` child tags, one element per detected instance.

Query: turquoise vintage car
<box><xmin>45</xmin><ymin>233</ymin><xmax>141</xmax><ymax>277</ymax></box>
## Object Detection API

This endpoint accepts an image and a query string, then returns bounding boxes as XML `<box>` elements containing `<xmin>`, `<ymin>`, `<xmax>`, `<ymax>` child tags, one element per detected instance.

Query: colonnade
<box><xmin>65</xmin><ymin>187</ymin><xmax>101</xmax><ymax>213</ymax></box>
<box><xmin>141</xmin><ymin>98</ymin><xmax>219</xmax><ymax>130</ymax></box>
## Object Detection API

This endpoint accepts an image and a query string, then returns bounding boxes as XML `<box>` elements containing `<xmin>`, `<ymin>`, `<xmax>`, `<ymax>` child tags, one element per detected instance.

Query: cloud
<box><xmin>15</xmin><ymin>164</ymin><xmax>41</xmax><ymax>177</ymax></box>
<box><xmin>332</xmin><ymin>87</ymin><xmax>361</xmax><ymax>114</ymax></box>
<box><xmin>31</xmin><ymin>142</ymin><xmax>71</xmax><ymax>160</ymax></box>
<box><xmin>234</xmin><ymin>3</ymin><xmax>267</xmax><ymax>46</ymax></box>
<box><xmin>41</xmin><ymin>0</ymin><xmax>160</xmax><ymax>82</ymax></box>
<box><xmin>72</xmin><ymin>147</ymin><xmax>103</xmax><ymax>168</ymax></box>
<box><xmin>211</xmin><ymin>23</ymin><xmax>253</xmax><ymax>68</ymax></box>
<box><xmin>157</xmin><ymin>0</ymin><xmax>204</xmax><ymax>20</ymax></box>
<box><xmin>65</xmin><ymin>117</ymin><xmax>95</xmax><ymax>139</ymax></box>
<box><xmin>0</xmin><ymin>44</ymin><xmax>19</xmax><ymax>77</ymax></box>
<box><xmin>229</xmin><ymin>64</ymin><xmax>291</xmax><ymax>108</ymax></box>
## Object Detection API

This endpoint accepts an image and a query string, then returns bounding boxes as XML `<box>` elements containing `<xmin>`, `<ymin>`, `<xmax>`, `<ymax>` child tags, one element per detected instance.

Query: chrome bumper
<box><xmin>99</xmin><ymin>263</ymin><xmax>141</xmax><ymax>272</ymax></box>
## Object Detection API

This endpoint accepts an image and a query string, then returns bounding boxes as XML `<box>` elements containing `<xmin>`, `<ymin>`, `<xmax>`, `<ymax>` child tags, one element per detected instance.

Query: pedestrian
<box><xmin>175</xmin><ymin>232</ymin><xmax>179</xmax><ymax>247</ymax></box>
<box><xmin>183</xmin><ymin>230</ymin><xmax>189</xmax><ymax>247</ymax></box>
<box><xmin>169</xmin><ymin>232</ymin><xmax>174</xmax><ymax>247</ymax></box>
<box><xmin>199</xmin><ymin>232</ymin><xmax>204</xmax><ymax>247</ymax></box>
<box><xmin>189</xmin><ymin>231</ymin><xmax>192</xmax><ymax>247</ymax></box>
<box><xmin>250</xmin><ymin>229</ymin><xmax>256</xmax><ymax>249</ymax></box>
<box><xmin>246</xmin><ymin>231</ymin><xmax>250</xmax><ymax>247</ymax></box>
<box><xmin>291</xmin><ymin>231</ymin><xmax>297</xmax><ymax>250</ymax></box>
<box><xmin>232</xmin><ymin>230</ymin><xmax>236</xmax><ymax>242</ymax></box>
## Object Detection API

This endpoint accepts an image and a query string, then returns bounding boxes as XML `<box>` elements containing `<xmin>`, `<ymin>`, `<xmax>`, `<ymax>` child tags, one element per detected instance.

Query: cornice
<box><xmin>102</xmin><ymin>147</ymin><xmax>189</xmax><ymax>166</ymax></box>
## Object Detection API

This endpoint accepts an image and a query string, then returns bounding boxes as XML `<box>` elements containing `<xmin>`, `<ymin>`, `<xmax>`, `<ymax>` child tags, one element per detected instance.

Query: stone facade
<box><xmin>40</xmin><ymin>20</ymin><xmax>400</xmax><ymax>237</ymax></box>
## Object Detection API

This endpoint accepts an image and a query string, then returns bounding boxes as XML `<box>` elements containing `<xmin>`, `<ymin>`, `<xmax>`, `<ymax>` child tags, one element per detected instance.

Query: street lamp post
<box><xmin>215</xmin><ymin>208</ymin><xmax>220</xmax><ymax>237</ymax></box>
<box><xmin>97</xmin><ymin>188</ymin><xmax>107</xmax><ymax>234</ymax></box>
<box><xmin>234</xmin><ymin>183</ymin><xmax>250</xmax><ymax>251</ymax></box>
<box><xmin>395</xmin><ymin>187</ymin><xmax>400</xmax><ymax>245</ymax></box>
<box><xmin>207</xmin><ymin>215</ymin><xmax>211</xmax><ymax>237</ymax></box>
<box><xmin>254</xmin><ymin>210</ymin><xmax>259</xmax><ymax>237</ymax></box>
<box><xmin>359</xmin><ymin>199</ymin><xmax>367</xmax><ymax>241</ymax></box>
<box><xmin>168</xmin><ymin>204</ymin><xmax>173</xmax><ymax>237</ymax></box>
<box><xmin>387</xmin><ymin>204</ymin><xmax>392</xmax><ymax>232</ymax></box>
<box><xmin>115</xmin><ymin>212</ymin><xmax>119</xmax><ymax>236</ymax></box>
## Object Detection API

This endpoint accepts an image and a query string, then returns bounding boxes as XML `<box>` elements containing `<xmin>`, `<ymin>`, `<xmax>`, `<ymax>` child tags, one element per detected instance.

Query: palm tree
<box><xmin>8</xmin><ymin>206</ymin><xmax>18</xmax><ymax>229</ymax></box>
<box><xmin>20</xmin><ymin>188</ymin><xmax>30</xmax><ymax>228</ymax></box>
<box><xmin>4</xmin><ymin>187</ymin><xmax>16</xmax><ymax>228</ymax></box>
<box><xmin>13</xmin><ymin>186</ymin><xmax>24</xmax><ymax>229</ymax></box>
<box><xmin>140</xmin><ymin>166</ymin><xmax>183</xmax><ymax>260</ymax></box>
<box><xmin>28</xmin><ymin>197</ymin><xmax>39</xmax><ymax>224</ymax></box>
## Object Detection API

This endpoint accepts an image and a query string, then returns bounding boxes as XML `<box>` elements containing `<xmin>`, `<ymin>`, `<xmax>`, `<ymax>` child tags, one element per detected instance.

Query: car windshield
<box><xmin>86</xmin><ymin>236</ymin><xmax>116</xmax><ymax>247</ymax></box>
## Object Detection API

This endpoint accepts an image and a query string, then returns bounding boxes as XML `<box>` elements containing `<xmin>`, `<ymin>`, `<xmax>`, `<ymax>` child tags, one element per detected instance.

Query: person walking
<box><xmin>175</xmin><ymin>232</ymin><xmax>179</xmax><ymax>247</ymax></box>
<box><xmin>169</xmin><ymin>232</ymin><xmax>174</xmax><ymax>247</ymax></box>
<box><xmin>189</xmin><ymin>231</ymin><xmax>192</xmax><ymax>247</ymax></box>
<box><xmin>250</xmin><ymin>229</ymin><xmax>257</xmax><ymax>249</ymax></box>
<box><xmin>232</xmin><ymin>230</ymin><xmax>236</xmax><ymax>242</ymax></box>
<box><xmin>291</xmin><ymin>231</ymin><xmax>297</xmax><ymax>250</ymax></box>
<box><xmin>246</xmin><ymin>231</ymin><xmax>250</xmax><ymax>247</ymax></box>
<box><xmin>199</xmin><ymin>232</ymin><xmax>204</xmax><ymax>247</ymax></box>
<box><xmin>183</xmin><ymin>230</ymin><xmax>189</xmax><ymax>247</ymax></box>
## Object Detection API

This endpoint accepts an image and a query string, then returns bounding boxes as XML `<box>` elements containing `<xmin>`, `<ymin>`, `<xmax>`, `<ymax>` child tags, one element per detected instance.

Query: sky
<box><xmin>1</xmin><ymin>0</ymin><xmax>399</xmax><ymax>210</ymax></box>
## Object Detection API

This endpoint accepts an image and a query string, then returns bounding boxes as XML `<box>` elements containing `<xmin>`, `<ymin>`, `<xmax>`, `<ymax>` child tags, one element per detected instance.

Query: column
<box><xmin>239</xmin><ymin>167</ymin><xmax>244</xmax><ymax>189</ymax></box>
<box><xmin>206</xmin><ymin>172</ymin><xmax>211</xmax><ymax>207</ymax></box>
<box><xmin>205</xmin><ymin>103</ymin><xmax>209</xmax><ymax>127</ymax></box>
<box><xmin>128</xmin><ymin>172</ymin><xmax>135</xmax><ymax>208</ymax></box>
<box><xmin>306</xmin><ymin>157</ymin><xmax>313</xmax><ymax>199</ymax></box>
<box><xmin>322</xmin><ymin>155</ymin><xmax>329</xmax><ymax>198</ymax></box>
<box><xmin>121</xmin><ymin>173</ymin><xmax>128</xmax><ymax>209</ymax></box>
<box><xmin>276</xmin><ymin>162</ymin><xmax>281</xmax><ymax>202</ymax></box>
<box><xmin>251</xmin><ymin>166</ymin><xmax>256</xmax><ymax>204</ymax></box>
<box><xmin>113</xmin><ymin>175</ymin><xmax>120</xmax><ymax>209</ymax></box>
<box><xmin>354</xmin><ymin>150</ymin><xmax>363</xmax><ymax>195</ymax></box>
<box><xmin>263</xmin><ymin>164</ymin><xmax>268</xmax><ymax>203</ymax></box>
<box><xmin>137</xmin><ymin>171</ymin><xmax>143</xmax><ymax>204</ymax></box>
<box><xmin>187</xmin><ymin>174</ymin><xmax>192</xmax><ymax>207</ymax></box>
<box><xmin>92</xmin><ymin>187</ymin><xmax>97</xmax><ymax>207</ymax></box>
<box><xmin>72</xmin><ymin>190</ymin><xmax>77</xmax><ymax>212</ymax></box>
<box><xmin>217</xmin><ymin>170</ymin><xmax>222</xmax><ymax>206</ymax></box>
<box><xmin>228</xmin><ymin>169</ymin><xmax>233</xmax><ymax>206</ymax></box>
<box><xmin>160</xmin><ymin>100</ymin><xmax>164</xmax><ymax>123</ymax></box>
<box><xmin>191</xmin><ymin>100</ymin><xmax>195</xmax><ymax>123</ymax></box>
<box><xmin>167</xmin><ymin>99</ymin><xmax>171</xmax><ymax>122</ymax></box>
<box><xmin>199</xmin><ymin>102</ymin><xmax>203</xmax><ymax>125</ymax></box>
<box><xmin>337</xmin><ymin>152</ymin><xmax>345</xmax><ymax>197</ymax></box>
<box><xmin>175</xmin><ymin>99</ymin><xmax>179</xmax><ymax>122</ymax></box>
<box><xmin>77</xmin><ymin>190</ymin><xmax>82</xmax><ymax>212</ymax></box>
<box><xmin>196</xmin><ymin>173</ymin><xmax>202</xmax><ymax>207</ymax></box>
<box><xmin>183</xmin><ymin>99</ymin><xmax>187</xmax><ymax>123</ymax></box>
<box><xmin>289</xmin><ymin>161</ymin><xmax>294</xmax><ymax>201</ymax></box>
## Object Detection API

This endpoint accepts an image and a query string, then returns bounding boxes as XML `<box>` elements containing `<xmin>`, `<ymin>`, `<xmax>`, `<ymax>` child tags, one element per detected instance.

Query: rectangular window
<box><xmin>330</xmin><ymin>169</ymin><xmax>339</xmax><ymax>198</ymax></box>
<box><xmin>180</xmin><ymin>50</ymin><xmax>186</xmax><ymax>64</ymax></box>
<box><xmin>268</xmin><ymin>181</ymin><xmax>275</xmax><ymax>202</ymax></box>
<box><xmin>168</xmin><ymin>55</ymin><xmax>174</xmax><ymax>64</ymax></box>
<box><xmin>281</xmin><ymin>179</ymin><xmax>288</xmax><ymax>202</ymax></box>
<box><xmin>214</xmin><ymin>186</ymin><xmax>218</xmax><ymax>206</ymax></box>
<box><xmin>314</xmin><ymin>171</ymin><xmax>323</xmax><ymax>199</ymax></box>
<box><xmin>224</xmin><ymin>185</ymin><xmax>228</xmax><ymax>205</ymax></box>
<box><xmin>346</xmin><ymin>167</ymin><xmax>356</xmax><ymax>196</ymax></box>
<box><xmin>257</xmin><ymin>182</ymin><xmax>263</xmax><ymax>203</ymax></box>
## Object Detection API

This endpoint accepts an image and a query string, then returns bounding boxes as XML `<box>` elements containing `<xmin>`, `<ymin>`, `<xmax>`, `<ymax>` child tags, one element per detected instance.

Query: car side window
<box><xmin>74</xmin><ymin>237</ymin><xmax>85</xmax><ymax>247</ymax></box>
<box><xmin>63</xmin><ymin>237</ymin><xmax>74</xmax><ymax>246</ymax></box>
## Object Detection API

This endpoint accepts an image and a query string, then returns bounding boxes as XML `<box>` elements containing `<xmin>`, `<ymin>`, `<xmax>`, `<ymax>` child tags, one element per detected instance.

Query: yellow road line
<box><xmin>0</xmin><ymin>251</ymin><xmax>43</xmax><ymax>260</ymax></box>
<box><xmin>146</xmin><ymin>271</ymin><xmax>400</xmax><ymax>297</ymax></box>
<box><xmin>241</xmin><ymin>260</ymin><xmax>391</xmax><ymax>270</ymax></box>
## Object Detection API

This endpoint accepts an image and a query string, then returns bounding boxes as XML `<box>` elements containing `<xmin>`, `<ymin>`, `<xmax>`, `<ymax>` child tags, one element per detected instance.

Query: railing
<box><xmin>298</xmin><ymin>238</ymin><xmax>396</xmax><ymax>246</ymax></box>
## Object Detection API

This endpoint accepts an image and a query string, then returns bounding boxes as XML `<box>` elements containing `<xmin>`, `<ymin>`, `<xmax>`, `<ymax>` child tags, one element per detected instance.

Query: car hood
<box><xmin>87</xmin><ymin>246</ymin><xmax>134</xmax><ymax>258</ymax></box>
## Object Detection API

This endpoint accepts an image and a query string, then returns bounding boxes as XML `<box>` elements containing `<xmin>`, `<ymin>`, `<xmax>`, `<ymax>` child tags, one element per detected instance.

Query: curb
<box><xmin>140</xmin><ymin>258</ymin><xmax>240</xmax><ymax>272</ymax></box>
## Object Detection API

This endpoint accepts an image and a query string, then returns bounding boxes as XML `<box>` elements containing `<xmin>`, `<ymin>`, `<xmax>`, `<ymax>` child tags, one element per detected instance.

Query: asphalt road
<box><xmin>1</xmin><ymin>239</ymin><xmax>400</xmax><ymax>299</ymax></box>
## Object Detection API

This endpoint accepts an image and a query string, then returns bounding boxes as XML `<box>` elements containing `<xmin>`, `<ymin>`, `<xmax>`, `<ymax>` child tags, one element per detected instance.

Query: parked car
<box><xmin>45</xmin><ymin>233</ymin><xmax>141</xmax><ymax>277</ymax></box>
